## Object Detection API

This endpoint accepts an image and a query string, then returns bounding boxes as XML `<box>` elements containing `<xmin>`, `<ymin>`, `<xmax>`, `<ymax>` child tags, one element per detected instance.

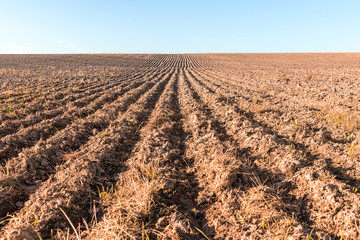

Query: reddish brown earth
<box><xmin>0</xmin><ymin>53</ymin><xmax>360</xmax><ymax>239</ymax></box>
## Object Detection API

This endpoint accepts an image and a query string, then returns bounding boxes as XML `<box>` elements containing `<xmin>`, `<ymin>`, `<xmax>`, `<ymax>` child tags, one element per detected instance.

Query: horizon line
<box><xmin>1</xmin><ymin>52</ymin><xmax>360</xmax><ymax>55</ymax></box>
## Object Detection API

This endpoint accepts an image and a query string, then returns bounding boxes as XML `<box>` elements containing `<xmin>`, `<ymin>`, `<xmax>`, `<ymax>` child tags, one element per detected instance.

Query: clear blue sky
<box><xmin>0</xmin><ymin>0</ymin><xmax>359</xmax><ymax>53</ymax></box>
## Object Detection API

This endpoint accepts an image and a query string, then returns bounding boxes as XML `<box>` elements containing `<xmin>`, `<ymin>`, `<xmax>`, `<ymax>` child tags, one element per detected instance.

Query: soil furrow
<box><xmin>176</xmin><ymin>69</ymin><xmax>252</xmax><ymax>238</ymax></box>
<box><xmin>0</xmin><ymin>72</ymin><xmax>155</xmax><ymax>164</ymax></box>
<box><xmin>184</xmin><ymin>69</ymin><xmax>314</xmax><ymax>238</ymax></box>
<box><xmin>0</xmin><ymin>67</ymin><xmax>147</xmax><ymax>125</ymax></box>
<box><xmin>0</xmin><ymin>69</ymin><xmax>168</xmax><ymax>222</ymax></box>
<box><xmin>198</xmin><ymin>69</ymin><xmax>360</xmax><ymax>191</ymax></box>
<box><xmin>79</xmin><ymin>69</ymin><xmax>204</xmax><ymax>239</ymax></box>
<box><xmin>186</xmin><ymin>69</ymin><xmax>360</xmax><ymax>238</ymax></box>
<box><xmin>0</xmin><ymin>70</ymin><xmax>151</xmax><ymax>138</ymax></box>
<box><xmin>0</xmin><ymin>68</ymin><xmax>174</xmax><ymax>239</ymax></box>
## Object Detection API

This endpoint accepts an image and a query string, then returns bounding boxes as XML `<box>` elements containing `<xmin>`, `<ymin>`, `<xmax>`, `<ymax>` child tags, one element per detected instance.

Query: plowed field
<box><xmin>1</xmin><ymin>54</ymin><xmax>360</xmax><ymax>239</ymax></box>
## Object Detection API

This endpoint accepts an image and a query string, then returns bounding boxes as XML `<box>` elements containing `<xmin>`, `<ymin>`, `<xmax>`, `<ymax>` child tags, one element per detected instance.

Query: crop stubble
<box><xmin>0</xmin><ymin>54</ymin><xmax>360</xmax><ymax>239</ymax></box>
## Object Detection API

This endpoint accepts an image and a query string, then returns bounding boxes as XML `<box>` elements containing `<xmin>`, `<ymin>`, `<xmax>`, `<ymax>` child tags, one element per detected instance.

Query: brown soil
<box><xmin>1</xmin><ymin>53</ymin><xmax>360</xmax><ymax>239</ymax></box>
